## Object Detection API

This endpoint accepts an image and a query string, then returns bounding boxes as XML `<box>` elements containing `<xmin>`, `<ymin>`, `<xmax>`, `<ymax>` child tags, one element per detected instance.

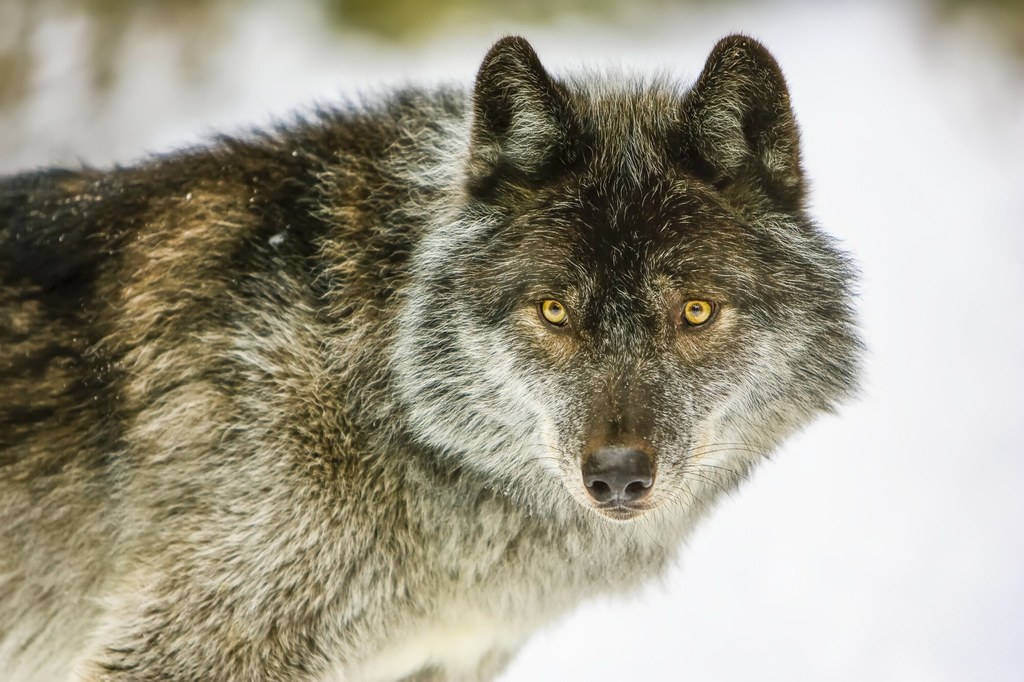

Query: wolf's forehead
<box><xmin>545</xmin><ymin>174</ymin><xmax>724</xmax><ymax>249</ymax></box>
<box><xmin>519</xmin><ymin>195</ymin><xmax>723</xmax><ymax>295</ymax></box>
<box><xmin>569</xmin><ymin>78</ymin><xmax>686</xmax><ymax>177</ymax></box>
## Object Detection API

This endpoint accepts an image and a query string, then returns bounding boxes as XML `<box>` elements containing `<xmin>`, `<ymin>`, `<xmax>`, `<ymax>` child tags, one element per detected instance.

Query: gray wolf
<box><xmin>0</xmin><ymin>34</ymin><xmax>861</xmax><ymax>681</ymax></box>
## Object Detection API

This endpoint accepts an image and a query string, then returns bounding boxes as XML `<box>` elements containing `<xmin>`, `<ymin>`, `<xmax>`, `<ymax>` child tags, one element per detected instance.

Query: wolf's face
<box><xmin>394</xmin><ymin>37</ymin><xmax>860</xmax><ymax>522</ymax></box>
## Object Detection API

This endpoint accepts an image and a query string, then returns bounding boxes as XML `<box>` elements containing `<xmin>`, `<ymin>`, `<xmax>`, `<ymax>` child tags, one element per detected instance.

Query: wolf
<box><xmin>0</xmin><ymin>34</ymin><xmax>861</xmax><ymax>680</ymax></box>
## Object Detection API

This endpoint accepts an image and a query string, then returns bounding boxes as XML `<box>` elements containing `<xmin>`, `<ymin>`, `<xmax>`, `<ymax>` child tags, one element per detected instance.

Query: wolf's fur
<box><xmin>0</xmin><ymin>35</ymin><xmax>861</xmax><ymax>681</ymax></box>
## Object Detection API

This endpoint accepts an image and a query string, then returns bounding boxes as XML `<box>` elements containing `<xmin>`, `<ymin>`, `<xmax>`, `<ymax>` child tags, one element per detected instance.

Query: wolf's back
<box><xmin>0</xmin><ymin>130</ymin><xmax>314</xmax><ymax>679</ymax></box>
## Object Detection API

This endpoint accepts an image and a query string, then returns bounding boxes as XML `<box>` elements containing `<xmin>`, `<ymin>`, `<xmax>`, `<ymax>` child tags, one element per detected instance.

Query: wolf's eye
<box><xmin>539</xmin><ymin>299</ymin><xmax>568</xmax><ymax>326</ymax></box>
<box><xmin>682</xmin><ymin>300</ymin><xmax>715</xmax><ymax>326</ymax></box>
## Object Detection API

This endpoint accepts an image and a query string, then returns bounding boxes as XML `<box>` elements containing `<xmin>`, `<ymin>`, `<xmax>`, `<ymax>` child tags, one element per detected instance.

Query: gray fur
<box><xmin>0</xmin><ymin>35</ymin><xmax>861</xmax><ymax>681</ymax></box>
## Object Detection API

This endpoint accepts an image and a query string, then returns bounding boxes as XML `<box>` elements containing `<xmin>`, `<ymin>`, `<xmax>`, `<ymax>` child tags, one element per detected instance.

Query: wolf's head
<box><xmin>393</xmin><ymin>36</ymin><xmax>861</xmax><ymax>523</ymax></box>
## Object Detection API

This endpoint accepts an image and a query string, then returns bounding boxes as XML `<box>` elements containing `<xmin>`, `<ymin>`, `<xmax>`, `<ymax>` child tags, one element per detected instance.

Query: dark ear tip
<box><xmin>489</xmin><ymin>35</ymin><xmax>533</xmax><ymax>51</ymax></box>
<box><xmin>475</xmin><ymin>36</ymin><xmax>546</xmax><ymax>92</ymax></box>
<box><xmin>707</xmin><ymin>33</ymin><xmax>784</xmax><ymax>74</ymax></box>
<box><xmin>480</xmin><ymin>35</ymin><xmax>540</xmax><ymax>67</ymax></box>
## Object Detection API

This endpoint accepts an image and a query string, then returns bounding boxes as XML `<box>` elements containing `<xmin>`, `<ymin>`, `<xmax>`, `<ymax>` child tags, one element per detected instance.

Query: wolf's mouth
<box><xmin>589</xmin><ymin>500</ymin><xmax>655</xmax><ymax>521</ymax></box>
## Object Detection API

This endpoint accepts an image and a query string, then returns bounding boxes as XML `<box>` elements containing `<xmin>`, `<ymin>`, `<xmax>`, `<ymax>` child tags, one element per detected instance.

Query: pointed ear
<box><xmin>682</xmin><ymin>35</ymin><xmax>805</xmax><ymax>210</ymax></box>
<box><xmin>467</xmin><ymin>36</ymin><xmax>578</xmax><ymax>194</ymax></box>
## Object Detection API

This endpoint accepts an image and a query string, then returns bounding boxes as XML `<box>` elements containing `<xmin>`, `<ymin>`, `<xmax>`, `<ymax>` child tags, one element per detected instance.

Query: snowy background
<box><xmin>2</xmin><ymin>0</ymin><xmax>1022</xmax><ymax>679</ymax></box>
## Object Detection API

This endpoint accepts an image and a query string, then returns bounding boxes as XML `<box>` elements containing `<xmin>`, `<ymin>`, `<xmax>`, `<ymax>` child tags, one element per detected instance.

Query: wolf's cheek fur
<box><xmin>391</xmin><ymin>279</ymin><xmax>570</xmax><ymax>502</ymax></box>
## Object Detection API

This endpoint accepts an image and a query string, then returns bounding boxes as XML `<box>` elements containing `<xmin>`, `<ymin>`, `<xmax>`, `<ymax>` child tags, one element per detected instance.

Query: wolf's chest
<box><xmin>325</xmin><ymin>612</ymin><xmax>532</xmax><ymax>681</ymax></box>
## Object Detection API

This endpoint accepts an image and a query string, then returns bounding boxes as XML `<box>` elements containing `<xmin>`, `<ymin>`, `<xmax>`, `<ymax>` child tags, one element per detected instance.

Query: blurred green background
<box><xmin>1</xmin><ymin>0</ymin><xmax>1022</xmax><ymax>111</ymax></box>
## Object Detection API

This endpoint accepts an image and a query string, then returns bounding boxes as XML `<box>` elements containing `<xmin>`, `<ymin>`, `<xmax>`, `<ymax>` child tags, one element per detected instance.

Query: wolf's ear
<box><xmin>467</xmin><ymin>36</ymin><xmax>578</xmax><ymax>194</ymax></box>
<box><xmin>682</xmin><ymin>35</ymin><xmax>804</xmax><ymax>210</ymax></box>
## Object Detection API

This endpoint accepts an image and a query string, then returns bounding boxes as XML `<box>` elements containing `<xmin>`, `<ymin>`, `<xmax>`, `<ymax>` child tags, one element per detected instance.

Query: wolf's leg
<box><xmin>396</xmin><ymin>647</ymin><xmax>516</xmax><ymax>682</ymax></box>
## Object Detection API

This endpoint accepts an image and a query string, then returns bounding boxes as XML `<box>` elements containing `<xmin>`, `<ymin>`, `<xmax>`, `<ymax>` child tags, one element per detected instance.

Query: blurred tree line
<box><xmin>1</xmin><ymin>0</ymin><xmax>1022</xmax><ymax>111</ymax></box>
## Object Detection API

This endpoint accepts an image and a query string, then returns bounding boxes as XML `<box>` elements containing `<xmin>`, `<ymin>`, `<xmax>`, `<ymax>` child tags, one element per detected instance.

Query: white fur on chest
<box><xmin>324</xmin><ymin>614</ymin><xmax>530</xmax><ymax>682</ymax></box>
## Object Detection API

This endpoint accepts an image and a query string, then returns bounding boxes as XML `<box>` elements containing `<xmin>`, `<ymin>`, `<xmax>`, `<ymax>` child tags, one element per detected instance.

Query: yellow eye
<box><xmin>682</xmin><ymin>300</ymin><xmax>715</xmax><ymax>326</ymax></box>
<box><xmin>540</xmin><ymin>299</ymin><xmax>568</xmax><ymax>326</ymax></box>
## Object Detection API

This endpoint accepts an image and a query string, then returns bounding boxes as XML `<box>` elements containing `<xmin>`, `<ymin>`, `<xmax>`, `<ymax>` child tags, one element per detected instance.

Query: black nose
<box><xmin>582</xmin><ymin>447</ymin><xmax>654</xmax><ymax>504</ymax></box>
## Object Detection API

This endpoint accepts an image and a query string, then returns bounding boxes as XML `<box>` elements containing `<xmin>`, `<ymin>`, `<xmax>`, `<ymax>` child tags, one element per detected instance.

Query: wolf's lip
<box><xmin>590</xmin><ymin>501</ymin><xmax>651</xmax><ymax>521</ymax></box>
